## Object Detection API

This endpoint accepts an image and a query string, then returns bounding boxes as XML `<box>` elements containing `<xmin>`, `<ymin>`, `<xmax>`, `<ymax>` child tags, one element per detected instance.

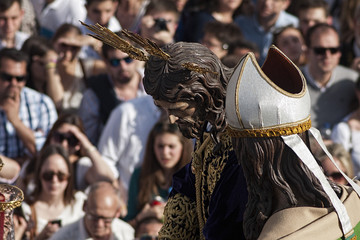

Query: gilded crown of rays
<box><xmin>81</xmin><ymin>21</ymin><xmax>218</xmax><ymax>76</ymax></box>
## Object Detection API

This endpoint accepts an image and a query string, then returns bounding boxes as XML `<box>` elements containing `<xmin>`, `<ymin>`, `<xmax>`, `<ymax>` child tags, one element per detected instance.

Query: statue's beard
<box><xmin>176</xmin><ymin>118</ymin><xmax>204</xmax><ymax>139</ymax></box>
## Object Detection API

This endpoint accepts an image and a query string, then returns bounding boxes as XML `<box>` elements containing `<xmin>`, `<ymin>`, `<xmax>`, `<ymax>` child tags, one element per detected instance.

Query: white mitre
<box><xmin>225</xmin><ymin>45</ymin><xmax>360</xmax><ymax>239</ymax></box>
<box><xmin>225</xmin><ymin>45</ymin><xmax>311</xmax><ymax>137</ymax></box>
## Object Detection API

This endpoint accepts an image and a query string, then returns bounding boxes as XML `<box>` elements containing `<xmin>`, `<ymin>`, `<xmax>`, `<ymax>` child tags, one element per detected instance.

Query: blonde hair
<box><xmin>319</xmin><ymin>142</ymin><xmax>354</xmax><ymax>179</ymax></box>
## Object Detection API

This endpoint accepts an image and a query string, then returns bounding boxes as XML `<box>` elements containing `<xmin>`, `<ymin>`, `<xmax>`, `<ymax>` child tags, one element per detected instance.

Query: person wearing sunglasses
<box><xmin>18</xmin><ymin>113</ymin><xmax>116</xmax><ymax>198</ymax></box>
<box><xmin>48</xmin><ymin>113</ymin><xmax>115</xmax><ymax>191</ymax></box>
<box><xmin>15</xmin><ymin>144</ymin><xmax>87</xmax><ymax>240</ymax></box>
<box><xmin>49</xmin><ymin>181</ymin><xmax>134</xmax><ymax>240</ymax></box>
<box><xmin>301</xmin><ymin>23</ymin><xmax>359</xmax><ymax>134</ymax></box>
<box><xmin>51</xmin><ymin>23</ymin><xmax>107</xmax><ymax>113</ymax></box>
<box><xmin>318</xmin><ymin>142</ymin><xmax>355</xmax><ymax>185</ymax></box>
<box><xmin>79</xmin><ymin>34</ymin><xmax>146</xmax><ymax>146</ymax></box>
<box><xmin>0</xmin><ymin>48</ymin><xmax>57</xmax><ymax>184</ymax></box>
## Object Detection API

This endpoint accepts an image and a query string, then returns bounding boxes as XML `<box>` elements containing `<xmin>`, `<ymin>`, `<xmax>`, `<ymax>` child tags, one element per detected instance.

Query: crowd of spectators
<box><xmin>0</xmin><ymin>0</ymin><xmax>358</xmax><ymax>239</ymax></box>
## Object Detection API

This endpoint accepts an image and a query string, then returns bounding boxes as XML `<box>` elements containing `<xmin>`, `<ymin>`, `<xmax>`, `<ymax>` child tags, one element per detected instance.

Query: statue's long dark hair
<box><xmin>232</xmin><ymin>132</ymin><xmax>341</xmax><ymax>240</ymax></box>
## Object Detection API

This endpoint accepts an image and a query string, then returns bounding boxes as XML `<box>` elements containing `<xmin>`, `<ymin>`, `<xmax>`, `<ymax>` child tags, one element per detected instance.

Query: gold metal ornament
<box><xmin>182</xmin><ymin>62</ymin><xmax>219</xmax><ymax>76</ymax></box>
<box><xmin>81</xmin><ymin>22</ymin><xmax>218</xmax><ymax>75</ymax></box>
<box><xmin>80</xmin><ymin>22</ymin><xmax>149</xmax><ymax>61</ymax></box>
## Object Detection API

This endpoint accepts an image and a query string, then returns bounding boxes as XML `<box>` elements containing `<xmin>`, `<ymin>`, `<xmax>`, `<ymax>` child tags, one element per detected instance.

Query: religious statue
<box><xmin>225</xmin><ymin>45</ymin><xmax>360</xmax><ymax>240</ymax></box>
<box><xmin>81</xmin><ymin>22</ymin><xmax>248</xmax><ymax>239</ymax></box>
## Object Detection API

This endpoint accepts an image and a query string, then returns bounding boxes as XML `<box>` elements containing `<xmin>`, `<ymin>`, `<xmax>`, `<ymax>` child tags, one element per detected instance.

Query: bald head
<box><xmin>84</xmin><ymin>182</ymin><xmax>122</xmax><ymax>239</ymax></box>
<box><xmin>87</xmin><ymin>181</ymin><xmax>121</xmax><ymax>209</ymax></box>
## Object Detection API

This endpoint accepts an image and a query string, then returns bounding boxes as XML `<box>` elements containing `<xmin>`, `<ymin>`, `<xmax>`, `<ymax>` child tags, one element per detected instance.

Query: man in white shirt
<box><xmin>50</xmin><ymin>181</ymin><xmax>134</xmax><ymax>240</ymax></box>
<box><xmin>97</xmin><ymin>95</ymin><xmax>162</xmax><ymax>200</ymax></box>
<box><xmin>36</xmin><ymin>0</ymin><xmax>87</xmax><ymax>39</ymax></box>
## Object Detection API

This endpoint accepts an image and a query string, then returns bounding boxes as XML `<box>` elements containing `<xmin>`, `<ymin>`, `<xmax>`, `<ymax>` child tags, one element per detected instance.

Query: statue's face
<box><xmin>154</xmin><ymin>100</ymin><xmax>205</xmax><ymax>139</ymax></box>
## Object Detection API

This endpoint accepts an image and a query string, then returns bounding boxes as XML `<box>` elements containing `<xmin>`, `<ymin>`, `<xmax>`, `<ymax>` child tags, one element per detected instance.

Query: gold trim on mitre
<box><xmin>225</xmin><ymin>45</ymin><xmax>311</xmax><ymax>138</ymax></box>
<box><xmin>226</xmin><ymin>117</ymin><xmax>311</xmax><ymax>137</ymax></box>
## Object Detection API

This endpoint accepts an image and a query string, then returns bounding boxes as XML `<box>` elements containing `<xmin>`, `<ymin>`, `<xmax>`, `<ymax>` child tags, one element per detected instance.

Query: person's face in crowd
<box><xmin>218</xmin><ymin>0</ymin><xmax>243</xmax><ymax>11</ymax></box>
<box><xmin>154</xmin><ymin>100</ymin><xmax>204</xmax><ymax>139</ymax></box>
<box><xmin>86</xmin><ymin>0</ymin><xmax>118</xmax><ymax>27</ymax></box>
<box><xmin>149</xmin><ymin>11</ymin><xmax>178</xmax><ymax>38</ymax></box>
<box><xmin>201</xmin><ymin>33</ymin><xmax>228</xmax><ymax>59</ymax></box>
<box><xmin>298</xmin><ymin>8</ymin><xmax>329</xmax><ymax>36</ymax></box>
<box><xmin>307</xmin><ymin>28</ymin><xmax>341</xmax><ymax>75</ymax></box>
<box><xmin>0</xmin><ymin>1</ymin><xmax>24</xmax><ymax>41</ymax></box>
<box><xmin>275</xmin><ymin>27</ymin><xmax>305</xmax><ymax>64</ymax></box>
<box><xmin>321</xmin><ymin>157</ymin><xmax>347</xmax><ymax>185</ymax></box>
<box><xmin>136</xmin><ymin>221</ymin><xmax>163</xmax><ymax>239</ymax></box>
<box><xmin>53</xmin><ymin>30</ymin><xmax>81</xmax><ymax>63</ymax></box>
<box><xmin>0</xmin><ymin>58</ymin><xmax>26</xmax><ymax>101</ymax></box>
<box><xmin>84</xmin><ymin>190</ymin><xmax>120</xmax><ymax>239</ymax></box>
<box><xmin>40</xmin><ymin>153</ymin><xmax>70</xmax><ymax>197</ymax></box>
<box><xmin>105</xmin><ymin>49</ymin><xmax>138</xmax><ymax>84</ymax></box>
<box><xmin>50</xmin><ymin>123</ymin><xmax>80</xmax><ymax>156</ymax></box>
<box><xmin>256</xmin><ymin>0</ymin><xmax>289</xmax><ymax>20</ymax></box>
<box><xmin>154</xmin><ymin>132</ymin><xmax>183</xmax><ymax>171</ymax></box>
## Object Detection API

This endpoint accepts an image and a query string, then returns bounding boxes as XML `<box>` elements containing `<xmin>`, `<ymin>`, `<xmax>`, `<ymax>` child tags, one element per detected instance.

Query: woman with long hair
<box><xmin>18</xmin><ymin>144</ymin><xmax>86</xmax><ymax>240</ymax></box>
<box><xmin>125</xmin><ymin>121</ymin><xmax>193</xmax><ymax>227</ymax></box>
<box><xmin>19</xmin><ymin>113</ymin><xmax>115</xmax><ymax>194</ymax></box>
<box><xmin>21</xmin><ymin>36</ymin><xmax>63</xmax><ymax>105</ymax></box>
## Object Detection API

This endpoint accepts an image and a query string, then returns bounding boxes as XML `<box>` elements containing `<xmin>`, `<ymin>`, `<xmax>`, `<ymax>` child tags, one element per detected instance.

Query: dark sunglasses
<box><xmin>327</xmin><ymin>172</ymin><xmax>345</xmax><ymax>180</ymax></box>
<box><xmin>41</xmin><ymin>171</ymin><xmax>69</xmax><ymax>182</ymax></box>
<box><xmin>59</xmin><ymin>43</ymin><xmax>80</xmax><ymax>51</ymax></box>
<box><xmin>312</xmin><ymin>47</ymin><xmax>340</xmax><ymax>56</ymax></box>
<box><xmin>109</xmin><ymin>57</ymin><xmax>133</xmax><ymax>67</ymax></box>
<box><xmin>0</xmin><ymin>72</ymin><xmax>26</xmax><ymax>83</ymax></box>
<box><xmin>53</xmin><ymin>132</ymin><xmax>79</xmax><ymax>147</ymax></box>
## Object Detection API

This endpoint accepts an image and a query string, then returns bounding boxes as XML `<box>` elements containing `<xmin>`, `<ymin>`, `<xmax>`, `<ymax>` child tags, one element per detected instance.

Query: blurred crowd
<box><xmin>0</xmin><ymin>0</ymin><xmax>359</xmax><ymax>239</ymax></box>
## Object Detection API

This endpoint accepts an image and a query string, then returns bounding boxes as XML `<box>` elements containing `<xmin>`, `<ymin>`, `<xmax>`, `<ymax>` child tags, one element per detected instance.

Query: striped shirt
<box><xmin>0</xmin><ymin>87</ymin><xmax>57</xmax><ymax>158</ymax></box>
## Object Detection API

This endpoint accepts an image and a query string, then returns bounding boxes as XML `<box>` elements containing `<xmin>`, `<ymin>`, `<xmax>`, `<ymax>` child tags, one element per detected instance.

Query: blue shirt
<box><xmin>235</xmin><ymin>11</ymin><xmax>298</xmax><ymax>64</ymax></box>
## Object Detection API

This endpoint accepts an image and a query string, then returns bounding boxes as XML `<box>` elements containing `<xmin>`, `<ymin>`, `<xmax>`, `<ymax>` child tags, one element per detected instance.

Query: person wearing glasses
<box><xmin>50</xmin><ymin>181</ymin><xmax>134</xmax><ymax>240</ymax></box>
<box><xmin>0</xmin><ymin>48</ymin><xmax>57</xmax><ymax>184</ymax></box>
<box><xmin>52</xmin><ymin>23</ymin><xmax>107</xmax><ymax>113</ymax></box>
<box><xmin>301</xmin><ymin>23</ymin><xmax>359</xmax><ymax>133</ymax></box>
<box><xmin>16</xmin><ymin>144</ymin><xmax>87</xmax><ymax>240</ymax></box>
<box><xmin>79</xmin><ymin>34</ymin><xmax>146</xmax><ymax>146</ymax></box>
<box><xmin>18</xmin><ymin>113</ymin><xmax>116</xmax><ymax>194</ymax></box>
<box><xmin>317</xmin><ymin>142</ymin><xmax>355</xmax><ymax>185</ymax></box>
